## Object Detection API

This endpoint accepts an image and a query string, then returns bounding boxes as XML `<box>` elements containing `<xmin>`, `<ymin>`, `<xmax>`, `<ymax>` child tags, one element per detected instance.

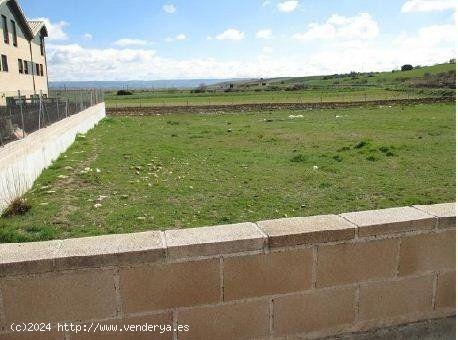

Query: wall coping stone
<box><xmin>413</xmin><ymin>203</ymin><xmax>456</xmax><ymax>229</ymax></box>
<box><xmin>0</xmin><ymin>203</ymin><xmax>455</xmax><ymax>277</ymax></box>
<box><xmin>257</xmin><ymin>215</ymin><xmax>355</xmax><ymax>248</ymax></box>
<box><xmin>340</xmin><ymin>206</ymin><xmax>438</xmax><ymax>237</ymax></box>
<box><xmin>165</xmin><ymin>222</ymin><xmax>265</xmax><ymax>260</ymax></box>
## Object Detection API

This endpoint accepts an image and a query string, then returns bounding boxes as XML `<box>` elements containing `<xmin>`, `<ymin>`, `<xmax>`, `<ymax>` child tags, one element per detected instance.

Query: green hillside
<box><xmin>218</xmin><ymin>62</ymin><xmax>456</xmax><ymax>90</ymax></box>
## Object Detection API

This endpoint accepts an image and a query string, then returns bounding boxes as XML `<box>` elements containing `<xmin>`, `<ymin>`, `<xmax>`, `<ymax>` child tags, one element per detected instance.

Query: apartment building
<box><xmin>0</xmin><ymin>0</ymin><xmax>48</xmax><ymax>105</ymax></box>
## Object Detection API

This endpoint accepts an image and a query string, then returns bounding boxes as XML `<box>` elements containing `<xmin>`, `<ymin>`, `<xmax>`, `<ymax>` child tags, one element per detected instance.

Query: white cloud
<box><xmin>165</xmin><ymin>33</ymin><xmax>187</xmax><ymax>42</ymax></box>
<box><xmin>293</xmin><ymin>13</ymin><xmax>379</xmax><ymax>41</ymax></box>
<box><xmin>401</xmin><ymin>0</ymin><xmax>457</xmax><ymax>12</ymax></box>
<box><xmin>31</xmin><ymin>17</ymin><xmax>69</xmax><ymax>40</ymax></box>
<box><xmin>215</xmin><ymin>28</ymin><xmax>245</xmax><ymax>40</ymax></box>
<box><xmin>45</xmin><ymin>30</ymin><xmax>455</xmax><ymax>82</ymax></box>
<box><xmin>83</xmin><ymin>33</ymin><xmax>93</xmax><ymax>40</ymax></box>
<box><xmin>163</xmin><ymin>4</ymin><xmax>176</xmax><ymax>14</ymax></box>
<box><xmin>114</xmin><ymin>38</ymin><xmax>150</xmax><ymax>47</ymax></box>
<box><xmin>44</xmin><ymin>9</ymin><xmax>454</xmax><ymax>82</ymax></box>
<box><xmin>256</xmin><ymin>29</ymin><xmax>273</xmax><ymax>39</ymax></box>
<box><xmin>395</xmin><ymin>24</ymin><xmax>456</xmax><ymax>47</ymax></box>
<box><xmin>262</xmin><ymin>0</ymin><xmax>271</xmax><ymax>7</ymax></box>
<box><xmin>277</xmin><ymin>1</ymin><xmax>299</xmax><ymax>13</ymax></box>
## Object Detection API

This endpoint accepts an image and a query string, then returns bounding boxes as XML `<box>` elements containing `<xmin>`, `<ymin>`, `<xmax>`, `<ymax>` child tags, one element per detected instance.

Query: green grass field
<box><xmin>104</xmin><ymin>63</ymin><xmax>456</xmax><ymax>108</ymax></box>
<box><xmin>105</xmin><ymin>88</ymin><xmax>427</xmax><ymax>108</ymax></box>
<box><xmin>0</xmin><ymin>103</ymin><xmax>455</xmax><ymax>243</ymax></box>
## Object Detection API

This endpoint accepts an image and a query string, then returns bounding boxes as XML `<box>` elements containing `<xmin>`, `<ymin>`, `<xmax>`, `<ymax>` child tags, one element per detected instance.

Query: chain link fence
<box><xmin>0</xmin><ymin>89</ymin><xmax>103</xmax><ymax>146</ymax></box>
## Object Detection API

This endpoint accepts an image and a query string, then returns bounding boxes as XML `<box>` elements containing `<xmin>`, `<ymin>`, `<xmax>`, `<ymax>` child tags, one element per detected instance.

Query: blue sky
<box><xmin>20</xmin><ymin>0</ymin><xmax>457</xmax><ymax>81</ymax></box>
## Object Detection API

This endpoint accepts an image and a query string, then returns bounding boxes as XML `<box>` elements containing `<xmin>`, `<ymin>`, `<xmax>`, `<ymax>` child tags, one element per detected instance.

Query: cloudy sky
<box><xmin>21</xmin><ymin>0</ymin><xmax>457</xmax><ymax>81</ymax></box>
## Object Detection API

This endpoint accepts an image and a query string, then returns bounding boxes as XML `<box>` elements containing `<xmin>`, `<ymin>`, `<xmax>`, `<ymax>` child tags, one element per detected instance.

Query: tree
<box><xmin>191</xmin><ymin>83</ymin><xmax>207</xmax><ymax>94</ymax></box>
<box><xmin>117</xmin><ymin>90</ymin><xmax>132</xmax><ymax>95</ymax></box>
<box><xmin>401</xmin><ymin>64</ymin><xmax>414</xmax><ymax>71</ymax></box>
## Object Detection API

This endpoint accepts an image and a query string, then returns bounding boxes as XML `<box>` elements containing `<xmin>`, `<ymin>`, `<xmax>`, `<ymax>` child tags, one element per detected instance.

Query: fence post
<box><xmin>18</xmin><ymin>90</ymin><xmax>25</xmax><ymax>138</ymax></box>
<box><xmin>56</xmin><ymin>99</ymin><xmax>60</xmax><ymax>120</ymax></box>
<box><xmin>38</xmin><ymin>91</ymin><xmax>42</xmax><ymax>130</ymax></box>
<box><xmin>66</xmin><ymin>99</ymin><xmax>69</xmax><ymax>117</ymax></box>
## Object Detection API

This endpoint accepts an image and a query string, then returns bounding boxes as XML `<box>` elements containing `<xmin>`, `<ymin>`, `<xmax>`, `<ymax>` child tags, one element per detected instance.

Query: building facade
<box><xmin>0</xmin><ymin>0</ymin><xmax>48</xmax><ymax>105</ymax></box>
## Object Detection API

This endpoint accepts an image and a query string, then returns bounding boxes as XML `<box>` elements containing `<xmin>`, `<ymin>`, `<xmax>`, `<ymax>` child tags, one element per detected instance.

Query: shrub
<box><xmin>332</xmin><ymin>155</ymin><xmax>343</xmax><ymax>162</ymax></box>
<box><xmin>117</xmin><ymin>90</ymin><xmax>133</xmax><ymax>96</ymax></box>
<box><xmin>354</xmin><ymin>140</ymin><xmax>369</xmax><ymax>149</ymax></box>
<box><xmin>285</xmin><ymin>83</ymin><xmax>305</xmax><ymax>91</ymax></box>
<box><xmin>2</xmin><ymin>198</ymin><xmax>31</xmax><ymax>218</ymax></box>
<box><xmin>290</xmin><ymin>154</ymin><xmax>307</xmax><ymax>163</ymax></box>
<box><xmin>401</xmin><ymin>64</ymin><xmax>414</xmax><ymax>71</ymax></box>
<box><xmin>191</xmin><ymin>83</ymin><xmax>208</xmax><ymax>94</ymax></box>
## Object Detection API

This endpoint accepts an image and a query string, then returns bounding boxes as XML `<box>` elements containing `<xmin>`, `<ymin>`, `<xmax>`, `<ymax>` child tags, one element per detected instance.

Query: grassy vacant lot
<box><xmin>0</xmin><ymin>103</ymin><xmax>455</xmax><ymax>242</ymax></box>
<box><xmin>104</xmin><ymin>63</ymin><xmax>455</xmax><ymax>108</ymax></box>
<box><xmin>105</xmin><ymin>88</ymin><xmax>421</xmax><ymax>108</ymax></box>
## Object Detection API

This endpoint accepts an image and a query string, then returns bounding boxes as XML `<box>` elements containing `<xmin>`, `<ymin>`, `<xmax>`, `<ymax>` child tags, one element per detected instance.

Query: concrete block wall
<box><xmin>0</xmin><ymin>102</ymin><xmax>106</xmax><ymax>212</ymax></box>
<box><xmin>0</xmin><ymin>203</ymin><xmax>455</xmax><ymax>339</ymax></box>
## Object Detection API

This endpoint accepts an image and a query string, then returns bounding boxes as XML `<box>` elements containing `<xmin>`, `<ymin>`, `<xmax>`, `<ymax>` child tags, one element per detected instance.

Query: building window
<box><xmin>24</xmin><ymin>60</ymin><xmax>28</xmax><ymax>74</ymax></box>
<box><xmin>2</xmin><ymin>15</ymin><xmax>8</xmax><ymax>44</ymax></box>
<box><xmin>1</xmin><ymin>55</ymin><xmax>8</xmax><ymax>72</ymax></box>
<box><xmin>11</xmin><ymin>20</ymin><xmax>17</xmax><ymax>46</ymax></box>
<box><xmin>35</xmin><ymin>63</ymin><xmax>40</xmax><ymax>76</ymax></box>
<box><xmin>18</xmin><ymin>58</ymin><xmax>23</xmax><ymax>73</ymax></box>
<box><xmin>40</xmin><ymin>63</ymin><xmax>44</xmax><ymax>76</ymax></box>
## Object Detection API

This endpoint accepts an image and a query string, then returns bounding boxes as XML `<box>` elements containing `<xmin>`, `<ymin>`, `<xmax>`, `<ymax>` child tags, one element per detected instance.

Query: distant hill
<box><xmin>49</xmin><ymin>79</ymin><xmax>244</xmax><ymax>90</ymax></box>
<box><xmin>50</xmin><ymin>62</ymin><xmax>455</xmax><ymax>91</ymax></box>
<box><xmin>208</xmin><ymin>62</ymin><xmax>456</xmax><ymax>90</ymax></box>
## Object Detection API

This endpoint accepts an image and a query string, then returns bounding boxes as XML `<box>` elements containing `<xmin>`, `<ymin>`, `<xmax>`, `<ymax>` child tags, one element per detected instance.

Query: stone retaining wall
<box><xmin>0</xmin><ymin>103</ymin><xmax>106</xmax><ymax>212</ymax></box>
<box><xmin>0</xmin><ymin>203</ymin><xmax>455</xmax><ymax>339</ymax></box>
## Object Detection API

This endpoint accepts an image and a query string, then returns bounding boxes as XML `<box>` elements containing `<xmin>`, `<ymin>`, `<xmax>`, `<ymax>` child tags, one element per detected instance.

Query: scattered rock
<box><xmin>11</xmin><ymin>128</ymin><xmax>26</xmax><ymax>140</ymax></box>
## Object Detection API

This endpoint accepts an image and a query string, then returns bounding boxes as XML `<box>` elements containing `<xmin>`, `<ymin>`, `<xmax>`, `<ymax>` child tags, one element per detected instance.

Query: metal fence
<box><xmin>0</xmin><ymin>89</ymin><xmax>103</xmax><ymax>146</ymax></box>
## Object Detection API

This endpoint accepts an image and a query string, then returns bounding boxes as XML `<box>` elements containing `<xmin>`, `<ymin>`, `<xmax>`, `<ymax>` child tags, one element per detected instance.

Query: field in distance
<box><xmin>103</xmin><ymin>62</ymin><xmax>456</xmax><ymax>108</ymax></box>
<box><xmin>0</xmin><ymin>103</ymin><xmax>454</xmax><ymax>242</ymax></box>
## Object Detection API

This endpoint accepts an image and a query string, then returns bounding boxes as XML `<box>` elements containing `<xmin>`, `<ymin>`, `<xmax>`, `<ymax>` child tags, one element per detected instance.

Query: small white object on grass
<box><xmin>289</xmin><ymin>114</ymin><xmax>304</xmax><ymax>119</ymax></box>
<box><xmin>313</xmin><ymin>165</ymin><xmax>319</xmax><ymax>170</ymax></box>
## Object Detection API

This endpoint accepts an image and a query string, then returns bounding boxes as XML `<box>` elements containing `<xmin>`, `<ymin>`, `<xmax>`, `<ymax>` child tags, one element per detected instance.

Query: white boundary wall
<box><xmin>0</xmin><ymin>102</ymin><xmax>106</xmax><ymax>211</ymax></box>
